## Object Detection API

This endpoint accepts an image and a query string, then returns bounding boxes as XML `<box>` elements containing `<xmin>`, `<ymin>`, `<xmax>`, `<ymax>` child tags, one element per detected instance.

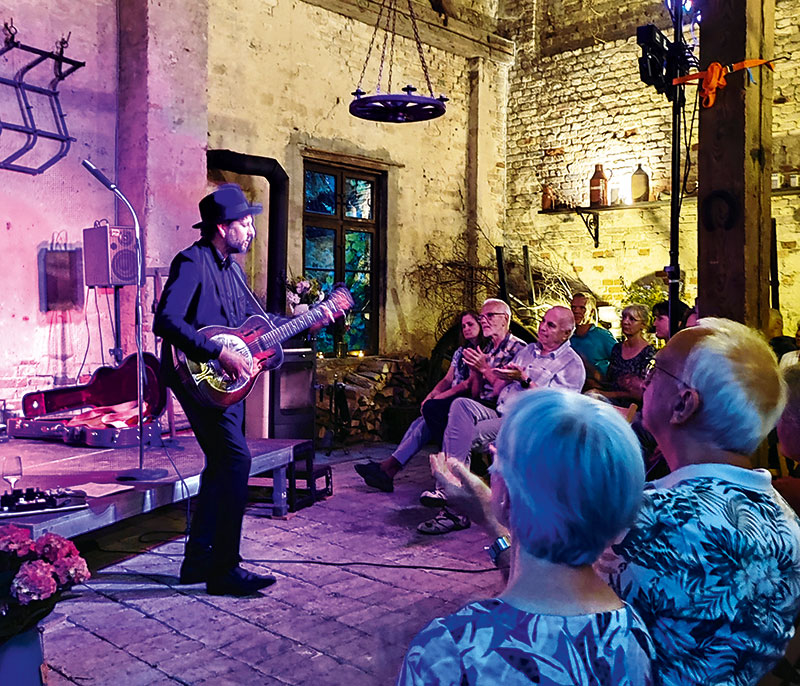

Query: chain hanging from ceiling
<box><xmin>350</xmin><ymin>0</ymin><xmax>447</xmax><ymax>123</ymax></box>
<box><xmin>0</xmin><ymin>19</ymin><xmax>85</xmax><ymax>175</ymax></box>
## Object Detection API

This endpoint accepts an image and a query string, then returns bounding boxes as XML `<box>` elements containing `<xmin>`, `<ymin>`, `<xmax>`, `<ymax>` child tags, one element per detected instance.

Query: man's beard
<box><xmin>226</xmin><ymin>234</ymin><xmax>251</xmax><ymax>254</ymax></box>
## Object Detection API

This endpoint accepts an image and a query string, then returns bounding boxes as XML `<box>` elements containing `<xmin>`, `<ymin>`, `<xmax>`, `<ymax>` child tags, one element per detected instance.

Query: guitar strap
<box><xmin>231</xmin><ymin>263</ymin><xmax>272</xmax><ymax>320</ymax></box>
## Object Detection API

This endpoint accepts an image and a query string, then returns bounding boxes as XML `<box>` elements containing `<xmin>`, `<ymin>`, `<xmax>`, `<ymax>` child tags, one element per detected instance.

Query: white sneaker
<box><xmin>420</xmin><ymin>488</ymin><xmax>447</xmax><ymax>507</ymax></box>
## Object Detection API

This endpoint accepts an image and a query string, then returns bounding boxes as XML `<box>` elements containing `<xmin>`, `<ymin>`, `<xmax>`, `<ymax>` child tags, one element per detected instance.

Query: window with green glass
<box><xmin>302</xmin><ymin>161</ymin><xmax>383</xmax><ymax>355</ymax></box>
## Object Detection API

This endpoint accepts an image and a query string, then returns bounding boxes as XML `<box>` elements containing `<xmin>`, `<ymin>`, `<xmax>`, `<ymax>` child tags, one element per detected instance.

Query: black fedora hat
<box><xmin>192</xmin><ymin>183</ymin><xmax>263</xmax><ymax>229</ymax></box>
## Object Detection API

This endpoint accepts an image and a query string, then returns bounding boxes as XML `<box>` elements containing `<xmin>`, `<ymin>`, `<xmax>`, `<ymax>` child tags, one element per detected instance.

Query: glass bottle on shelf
<box><xmin>589</xmin><ymin>164</ymin><xmax>608</xmax><ymax>207</ymax></box>
<box><xmin>542</xmin><ymin>184</ymin><xmax>555</xmax><ymax>210</ymax></box>
<box><xmin>631</xmin><ymin>164</ymin><xmax>650</xmax><ymax>203</ymax></box>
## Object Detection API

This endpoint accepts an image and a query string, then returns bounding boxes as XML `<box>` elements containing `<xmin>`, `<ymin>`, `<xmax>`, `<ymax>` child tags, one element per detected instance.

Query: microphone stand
<box><xmin>82</xmin><ymin>160</ymin><xmax>167</xmax><ymax>481</ymax></box>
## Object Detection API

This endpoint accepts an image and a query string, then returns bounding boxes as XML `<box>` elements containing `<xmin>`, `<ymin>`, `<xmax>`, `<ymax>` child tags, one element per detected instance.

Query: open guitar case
<box><xmin>8</xmin><ymin>353</ymin><xmax>167</xmax><ymax>448</ymax></box>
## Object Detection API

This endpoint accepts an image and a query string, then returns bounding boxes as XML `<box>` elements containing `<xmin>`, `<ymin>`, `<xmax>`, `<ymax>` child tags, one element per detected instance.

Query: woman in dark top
<box><xmin>599</xmin><ymin>303</ymin><xmax>655</xmax><ymax>405</ymax></box>
<box><xmin>353</xmin><ymin>311</ymin><xmax>485</xmax><ymax>492</ymax></box>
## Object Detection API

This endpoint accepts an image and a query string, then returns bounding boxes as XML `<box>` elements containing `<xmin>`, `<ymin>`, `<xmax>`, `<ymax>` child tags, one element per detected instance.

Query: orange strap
<box><xmin>673</xmin><ymin>58</ymin><xmax>775</xmax><ymax>108</ymax></box>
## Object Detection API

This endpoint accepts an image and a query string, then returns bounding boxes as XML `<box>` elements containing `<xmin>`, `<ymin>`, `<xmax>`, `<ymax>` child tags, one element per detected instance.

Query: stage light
<box><xmin>637</xmin><ymin>24</ymin><xmax>674</xmax><ymax>100</ymax></box>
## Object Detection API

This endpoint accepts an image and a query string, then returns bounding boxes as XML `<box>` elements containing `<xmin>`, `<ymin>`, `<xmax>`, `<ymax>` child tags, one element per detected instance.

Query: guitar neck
<box><xmin>257</xmin><ymin>307</ymin><xmax>331</xmax><ymax>350</ymax></box>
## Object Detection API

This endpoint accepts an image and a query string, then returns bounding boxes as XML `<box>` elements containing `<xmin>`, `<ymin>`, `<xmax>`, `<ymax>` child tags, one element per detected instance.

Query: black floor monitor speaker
<box><xmin>83</xmin><ymin>225</ymin><xmax>140</xmax><ymax>287</ymax></box>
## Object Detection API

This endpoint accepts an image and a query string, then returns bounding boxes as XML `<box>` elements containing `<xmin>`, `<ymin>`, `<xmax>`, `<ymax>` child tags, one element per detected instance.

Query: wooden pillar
<box><xmin>696</xmin><ymin>0</ymin><xmax>775</xmax><ymax>329</ymax></box>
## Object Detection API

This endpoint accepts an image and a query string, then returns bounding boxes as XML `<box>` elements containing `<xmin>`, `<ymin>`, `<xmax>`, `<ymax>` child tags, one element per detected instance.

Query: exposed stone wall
<box><xmin>504</xmin><ymin>0</ymin><xmax>800</xmax><ymax>331</ymax></box>
<box><xmin>207</xmin><ymin>0</ymin><xmax>510</xmax><ymax>357</ymax></box>
<box><xmin>0</xmin><ymin>0</ymin><xmax>509</xmax><ymax>414</ymax></box>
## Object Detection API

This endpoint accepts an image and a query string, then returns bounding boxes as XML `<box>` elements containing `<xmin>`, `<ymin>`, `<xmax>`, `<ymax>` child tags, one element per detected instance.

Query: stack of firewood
<box><xmin>316</xmin><ymin>356</ymin><xmax>428</xmax><ymax>443</ymax></box>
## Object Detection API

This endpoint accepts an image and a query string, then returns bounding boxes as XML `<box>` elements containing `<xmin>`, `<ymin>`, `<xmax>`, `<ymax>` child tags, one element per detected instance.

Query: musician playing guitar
<box><xmin>154</xmin><ymin>183</ymin><xmax>333</xmax><ymax>597</ymax></box>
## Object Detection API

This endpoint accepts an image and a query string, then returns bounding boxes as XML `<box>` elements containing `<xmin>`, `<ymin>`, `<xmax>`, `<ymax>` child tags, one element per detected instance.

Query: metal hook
<box><xmin>3</xmin><ymin>17</ymin><xmax>17</xmax><ymax>45</ymax></box>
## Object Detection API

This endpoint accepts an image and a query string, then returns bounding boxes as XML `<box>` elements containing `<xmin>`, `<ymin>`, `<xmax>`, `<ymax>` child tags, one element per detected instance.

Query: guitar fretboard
<box><xmin>247</xmin><ymin>303</ymin><xmax>334</xmax><ymax>354</ymax></box>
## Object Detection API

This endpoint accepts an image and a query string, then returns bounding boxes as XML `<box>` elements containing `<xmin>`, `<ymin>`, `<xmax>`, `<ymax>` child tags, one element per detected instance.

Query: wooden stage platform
<box><xmin>0</xmin><ymin>434</ymin><xmax>314</xmax><ymax>539</ymax></box>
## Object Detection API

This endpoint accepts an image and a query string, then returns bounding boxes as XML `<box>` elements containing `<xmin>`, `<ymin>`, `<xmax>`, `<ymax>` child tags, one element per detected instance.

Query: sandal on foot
<box><xmin>417</xmin><ymin>509</ymin><xmax>470</xmax><ymax>535</ymax></box>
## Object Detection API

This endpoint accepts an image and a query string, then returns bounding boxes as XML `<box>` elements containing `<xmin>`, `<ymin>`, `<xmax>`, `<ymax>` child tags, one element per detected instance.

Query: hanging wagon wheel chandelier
<box><xmin>350</xmin><ymin>0</ymin><xmax>448</xmax><ymax>123</ymax></box>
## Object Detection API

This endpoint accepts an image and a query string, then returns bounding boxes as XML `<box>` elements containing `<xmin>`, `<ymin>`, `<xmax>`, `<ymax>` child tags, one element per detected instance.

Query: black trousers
<box><xmin>420</xmin><ymin>394</ymin><xmax>465</xmax><ymax>445</ymax></box>
<box><xmin>173</xmin><ymin>386</ymin><xmax>252</xmax><ymax>577</ymax></box>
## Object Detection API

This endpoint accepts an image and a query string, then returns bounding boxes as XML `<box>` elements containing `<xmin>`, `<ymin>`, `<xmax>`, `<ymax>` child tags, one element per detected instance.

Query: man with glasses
<box><xmin>596</xmin><ymin>319</ymin><xmax>800</xmax><ymax>685</ymax></box>
<box><xmin>416</xmin><ymin>300</ymin><xmax>524</xmax><ymax>514</ymax></box>
<box><xmin>417</xmin><ymin>305</ymin><xmax>584</xmax><ymax>535</ymax></box>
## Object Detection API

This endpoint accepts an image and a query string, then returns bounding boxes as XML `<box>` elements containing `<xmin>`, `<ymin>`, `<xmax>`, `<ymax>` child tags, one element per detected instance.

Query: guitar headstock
<box><xmin>323</xmin><ymin>285</ymin><xmax>355</xmax><ymax>317</ymax></box>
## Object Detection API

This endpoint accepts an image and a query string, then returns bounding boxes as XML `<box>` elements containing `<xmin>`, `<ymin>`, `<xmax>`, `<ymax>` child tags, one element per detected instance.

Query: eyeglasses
<box><xmin>479</xmin><ymin>312</ymin><xmax>508</xmax><ymax>321</ymax></box>
<box><xmin>644</xmin><ymin>358</ymin><xmax>692</xmax><ymax>388</ymax></box>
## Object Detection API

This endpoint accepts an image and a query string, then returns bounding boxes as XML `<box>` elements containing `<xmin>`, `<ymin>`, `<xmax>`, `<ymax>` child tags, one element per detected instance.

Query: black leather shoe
<box><xmin>354</xmin><ymin>461</ymin><xmax>394</xmax><ymax>493</ymax></box>
<box><xmin>179</xmin><ymin>557</ymin><xmax>211</xmax><ymax>585</ymax></box>
<box><xmin>206</xmin><ymin>567</ymin><xmax>277</xmax><ymax>596</ymax></box>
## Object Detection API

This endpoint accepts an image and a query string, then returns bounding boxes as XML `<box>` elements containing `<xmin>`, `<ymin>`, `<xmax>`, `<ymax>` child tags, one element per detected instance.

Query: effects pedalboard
<box><xmin>0</xmin><ymin>487</ymin><xmax>88</xmax><ymax>518</ymax></box>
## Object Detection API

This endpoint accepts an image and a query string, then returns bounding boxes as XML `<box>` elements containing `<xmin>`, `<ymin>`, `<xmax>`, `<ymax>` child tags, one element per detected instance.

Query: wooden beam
<box><xmin>301</xmin><ymin>0</ymin><xmax>515</xmax><ymax>64</ymax></box>
<box><xmin>696</xmin><ymin>0</ymin><xmax>775</xmax><ymax>328</ymax></box>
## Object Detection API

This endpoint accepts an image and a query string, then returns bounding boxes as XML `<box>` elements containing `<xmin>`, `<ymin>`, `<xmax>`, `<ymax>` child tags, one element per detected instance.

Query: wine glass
<box><xmin>2</xmin><ymin>455</ymin><xmax>22</xmax><ymax>491</ymax></box>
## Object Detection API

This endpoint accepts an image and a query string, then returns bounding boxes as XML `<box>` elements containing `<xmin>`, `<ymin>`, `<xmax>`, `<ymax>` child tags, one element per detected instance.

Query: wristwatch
<box><xmin>485</xmin><ymin>535</ymin><xmax>510</xmax><ymax>566</ymax></box>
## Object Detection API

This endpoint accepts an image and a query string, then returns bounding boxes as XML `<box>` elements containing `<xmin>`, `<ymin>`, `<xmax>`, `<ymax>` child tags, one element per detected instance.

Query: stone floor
<box><xmin>41</xmin><ymin>442</ymin><xmax>506</xmax><ymax>685</ymax></box>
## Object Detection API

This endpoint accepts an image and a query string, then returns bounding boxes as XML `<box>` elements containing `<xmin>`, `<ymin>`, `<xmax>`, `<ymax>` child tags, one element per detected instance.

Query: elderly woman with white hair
<box><xmin>397</xmin><ymin>389</ymin><xmax>655</xmax><ymax>685</ymax></box>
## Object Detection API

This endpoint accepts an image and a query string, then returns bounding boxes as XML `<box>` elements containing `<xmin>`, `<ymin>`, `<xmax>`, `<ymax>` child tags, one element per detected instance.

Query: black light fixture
<box><xmin>350</xmin><ymin>0</ymin><xmax>448</xmax><ymax>123</ymax></box>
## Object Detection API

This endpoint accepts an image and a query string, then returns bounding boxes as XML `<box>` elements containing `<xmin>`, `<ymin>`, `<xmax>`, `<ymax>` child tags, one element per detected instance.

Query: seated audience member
<box><xmin>354</xmin><ymin>311</ymin><xmax>485</xmax><ymax>493</ymax></box>
<box><xmin>569</xmin><ymin>291</ymin><xmax>616</xmax><ymax>382</ymax></box>
<box><xmin>652</xmin><ymin>299</ymin><xmax>690</xmax><ymax>342</ymax></box>
<box><xmin>769</xmin><ymin>308</ymin><xmax>797</xmax><ymax>361</ymax></box>
<box><xmin>772</xmin><ymin>365</ymin><xmax>800</xmax><ymax>511</ymax></box>
<box><xmin>398</xmin><ymin>390</ymin><xmax>654</xmax><ymax>686</ymax></box>
<box><xmin>436</xmin><ymin>318</ymin><xmax>800</xmax><ymax>686</ymax></box>
<box><xmin>417</xmin><ymin>306</ymin><xmax>584</xmax><ymax>535</ymax></box>
<box><xmin>412</xmin><ymin>299</ymin><xmax>524</xmax><ymax>516</ymax></box>
<box><xmin>598</xmin><ymin>319</ymin><xmax>800</xmax><ymax>685</ymax></box>
<box><xmin>780</xmin><ymin>322</ymin><xmax>800</xmax><ymax>370</ymax></box>
<box><xmin>680</xmin><ymin>306</ymin><xmax>698</xmax><ymax>329</ymax></box>
<box><xmin>598</xmin><ymin>304</ymin><xmax>655</xmax><ymax>405</ymax></box>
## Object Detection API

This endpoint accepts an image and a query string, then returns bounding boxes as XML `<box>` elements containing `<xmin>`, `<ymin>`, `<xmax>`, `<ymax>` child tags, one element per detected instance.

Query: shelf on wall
<box><xmin>538</xmin><ymin>189</ymin><xmax>799</xmax><ymax>247</ymax></box>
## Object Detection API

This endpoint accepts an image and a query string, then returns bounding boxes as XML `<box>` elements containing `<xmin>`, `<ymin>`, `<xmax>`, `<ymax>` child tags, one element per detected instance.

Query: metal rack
<box><xmin>0</xmin><ymin>20</ymin><xmax>85</xmax><ymax>175</ymax></box>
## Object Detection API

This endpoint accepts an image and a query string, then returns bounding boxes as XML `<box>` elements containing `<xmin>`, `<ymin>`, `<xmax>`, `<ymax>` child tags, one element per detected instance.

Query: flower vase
<box><xmin>0</xmin><ymin>626</ymin><xmax>45</xmax><ymax>685</ymax></box>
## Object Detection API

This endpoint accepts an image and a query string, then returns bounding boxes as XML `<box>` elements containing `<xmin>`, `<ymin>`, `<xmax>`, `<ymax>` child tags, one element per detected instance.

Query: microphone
<box><xmin>82</xmin><ymin>159</ymin><xmax>116</xmax><ymax>191</ymax></box>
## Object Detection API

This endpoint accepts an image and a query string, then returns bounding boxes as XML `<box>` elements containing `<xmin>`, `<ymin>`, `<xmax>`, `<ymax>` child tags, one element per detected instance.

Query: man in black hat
<box><xmin>154</xmin><ymin>183</ymin><xmax>277</xmax><ymax>596</ymax></box>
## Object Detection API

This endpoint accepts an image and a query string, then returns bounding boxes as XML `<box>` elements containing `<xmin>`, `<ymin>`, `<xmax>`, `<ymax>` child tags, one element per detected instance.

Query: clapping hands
<box><xmin>429</xmin><ymin>452</ymin><xmax>493</xmax><ymax>529</ymax></box>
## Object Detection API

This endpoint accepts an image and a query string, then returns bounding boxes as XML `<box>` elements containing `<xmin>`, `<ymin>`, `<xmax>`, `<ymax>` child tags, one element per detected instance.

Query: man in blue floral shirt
<box><xmin>595</xmin><ymin>318</ymin><xmax>800</xmax><ymax>686</ymax></box>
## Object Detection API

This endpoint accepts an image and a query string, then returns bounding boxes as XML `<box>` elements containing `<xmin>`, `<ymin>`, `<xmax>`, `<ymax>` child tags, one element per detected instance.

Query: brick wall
<box><xmin>503</xmin><ymin>0</ymin><xmax>800</xmax><ymax>331</ymax></box>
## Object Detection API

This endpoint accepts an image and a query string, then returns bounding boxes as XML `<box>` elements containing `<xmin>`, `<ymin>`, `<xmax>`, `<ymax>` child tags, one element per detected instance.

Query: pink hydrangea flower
<box><xmin>0</xmin><ymin>524</ymin><xmax>35</xmax><ymax>557</ymax></box>
<box><xmin>297</xmin><ymin>280</ymin><xmax>311</xmax><ymax>294</ymax></box>
<box><xmin>34</xmin><ymin>532</ymin><xmax>79</xmax><ymax>562</ymax></box>
<box><xmin>52</xmin><ymin>554</ymin><xmax>91</xmax><ymax>586</ymax></box>
<box><xmin>11</xmin><ymin>560</ymin><xmax>58</xmax><ymax>605</ymax></box>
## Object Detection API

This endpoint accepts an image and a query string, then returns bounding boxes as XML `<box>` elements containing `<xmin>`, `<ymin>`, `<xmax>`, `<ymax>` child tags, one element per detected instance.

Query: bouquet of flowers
<box><xmin>1</xmin><ymin>525</ymin><xmax>90</xmax><ymax>644</ymax></box>
<box><xmin>286</xmin><ymin>275</ymin><xmax>325</xmax><ymax>315</ymax></box>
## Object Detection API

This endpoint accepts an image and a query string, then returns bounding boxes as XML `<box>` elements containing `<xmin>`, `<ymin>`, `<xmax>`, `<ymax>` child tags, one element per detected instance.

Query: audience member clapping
<box><xmin>354</xmin><ymin>311</ymin><xmax>486</xmax><ymax>493</ymax></box>
<box><xmin>428</xmin><ymin>318</ymin><xmax>800</xmax><ymax>686</ymax></box>
<box><xmin>398</xmin><ymin>389</ymin><xmax>655</xmax><ymax>685</ymax></box>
